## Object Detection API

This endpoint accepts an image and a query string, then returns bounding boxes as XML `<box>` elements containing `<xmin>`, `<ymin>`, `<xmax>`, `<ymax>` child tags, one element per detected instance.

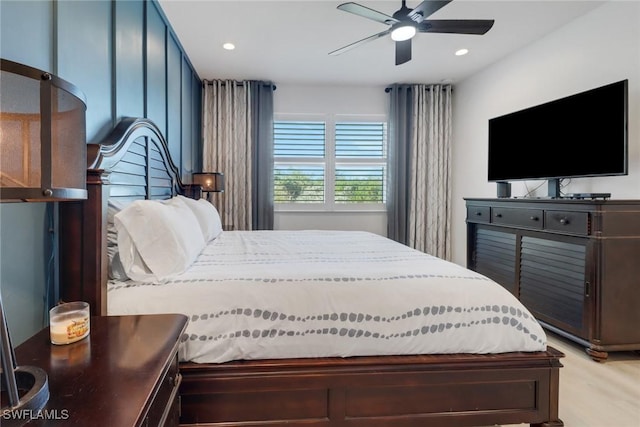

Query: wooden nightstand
<box><xmin>12</xmin><ymin>314</ymin><xmax>188</xmax><ymax>426</ymax></box>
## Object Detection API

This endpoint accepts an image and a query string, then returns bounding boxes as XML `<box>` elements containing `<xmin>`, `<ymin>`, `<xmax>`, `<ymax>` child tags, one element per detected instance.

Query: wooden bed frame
<box><xmin>59</xmin><ymin>118</ymin><xmax>564</xmax><ymax>427</ymax></box>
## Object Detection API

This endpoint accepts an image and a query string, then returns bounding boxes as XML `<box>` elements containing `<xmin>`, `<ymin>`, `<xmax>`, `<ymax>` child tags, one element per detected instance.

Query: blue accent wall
<box><xmin>0</xmin><ymin>0</ymin><xmax>202</xmax><ymax>344</ymax></box>
<box><xmin>168</xmin><ymin>34</ymin><xmax>183</xmax><ymax>168</ymax></box>
<box><xmin>146</xmin><ymin>3</ymin><xmax>167</xmax><ymax>136</ymax></box>
<box><xmin>115</xmin><ymin>1</ymin><xmax>145</xmax><ymax>119</ymax></box>
<box><xmin>183</xmin><ymin>57</ymin><xmax>197</xmax><ymax>176</ymax></box>
<box><xmin>58</xmin><ymin>0</ymin><xmax>113</xmax><ymax>143</ymax></box>
<box><xmin>0</xmin><ymin>0</ymin><xmax>52</xmax><ymax>69</ymax></box>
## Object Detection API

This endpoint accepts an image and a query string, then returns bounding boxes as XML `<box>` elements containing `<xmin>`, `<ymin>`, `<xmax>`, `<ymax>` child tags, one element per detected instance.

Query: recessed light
<box><xmin>223</xmin><ymin>43</ymin><xmax>235</xmax><ymax>51</ymax></box>
<box><xmin>455</xmin><ymin>48</ymin><xmax>469</xmax><ymax>56</ymax></box>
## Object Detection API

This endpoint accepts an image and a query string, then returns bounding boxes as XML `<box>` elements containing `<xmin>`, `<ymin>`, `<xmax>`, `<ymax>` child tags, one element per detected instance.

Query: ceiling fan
<box><xmin>329</xmin><ymin>1</ymin><xmax>495</xmax><ymax>65</ymax></box>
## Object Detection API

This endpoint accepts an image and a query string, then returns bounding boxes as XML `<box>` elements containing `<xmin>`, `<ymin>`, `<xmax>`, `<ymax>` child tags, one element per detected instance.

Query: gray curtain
<box><xmin>387</xmin><ymin>84</ymin><xmax>453</xmax><ymax>259</ymax></box>
<box><xmin>387</xmin><ymin>84</ymin><xmax>413</xmax><ymax>246</ymax></box>
<box><xmin>249</xmin><ymin>81</ymin><xmax>274</xmax><ymax>230</ymax></box>
<box><xmin>202</xmin><ymin>80</ymin><xmax>250</xmax><ymax>230</ymax></box>
<box><xmin>202</xmin><ymin>80</ymin><xmax>274</xmax><ymax>231</ymax></box>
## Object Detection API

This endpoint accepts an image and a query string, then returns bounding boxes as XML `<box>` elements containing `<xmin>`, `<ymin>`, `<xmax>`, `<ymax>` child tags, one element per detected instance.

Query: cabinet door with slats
<box><xmin>473</xmin><ymin>227</ymin><xmax>518</xmax><ymax>296</ymax></box>
<box><xmin>519</xmin><ymin>236</ymin><xmax>588</xmax><ymax>339</ymax></box>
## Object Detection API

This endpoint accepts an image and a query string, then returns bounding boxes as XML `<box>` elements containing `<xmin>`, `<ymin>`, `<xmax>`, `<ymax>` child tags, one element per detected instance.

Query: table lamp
<box><xmin>1</xmin><ymin>58</ymin><xmax>87</xmax><ymax>423</ymax></box>
<box><xmin>192</xmin><ymin>172</ymin><xmax>225</xmax><ymax>195</ymax></box>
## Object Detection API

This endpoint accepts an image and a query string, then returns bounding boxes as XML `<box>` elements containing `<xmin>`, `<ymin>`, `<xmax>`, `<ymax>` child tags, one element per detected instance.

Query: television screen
<box><xmin>488</xmin><ymin>80</ymin><xmax>628</xmax><ymax>182</ymax></box>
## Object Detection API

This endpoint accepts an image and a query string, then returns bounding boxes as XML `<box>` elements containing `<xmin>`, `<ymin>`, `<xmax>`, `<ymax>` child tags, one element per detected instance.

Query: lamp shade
<box><xmin>0</xmin><ymin>59</ymin><xmax>87</xmax><ymax>202</ymax></box>
<box><xmin>193</xmin><ymin>172</ymin><xmax>224</xmax><ymax>193</ymax></box>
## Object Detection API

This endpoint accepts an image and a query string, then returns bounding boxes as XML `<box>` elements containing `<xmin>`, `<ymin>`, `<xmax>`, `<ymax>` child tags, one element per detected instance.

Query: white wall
<box><xmin>273</xmin><ymin>84</ymin><xmax>389</xmax><ymax>236</ymax></box>
<box><xmin>451</xmin><ymin>1</ymin><xmax>640</xmax><ymax>266</ymax></box>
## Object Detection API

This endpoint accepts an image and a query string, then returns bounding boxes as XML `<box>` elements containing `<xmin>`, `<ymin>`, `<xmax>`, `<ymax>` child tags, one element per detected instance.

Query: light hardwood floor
<box><xmin>504</xmin><ymin>332</ymin><xmax>640</xmax><ymax>427</ymax></box>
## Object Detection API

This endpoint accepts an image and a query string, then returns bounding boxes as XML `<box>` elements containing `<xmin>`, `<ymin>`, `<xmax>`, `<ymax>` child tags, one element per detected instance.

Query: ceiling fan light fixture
<box><xmin>331</xmin><ymin>0</ymin><xmax>494</xmax><ymax>65</ymax></box>
<box><xmin>390</xmin><ymin>24</ymin><xmax>416</xmax><ymax>41</ymax></box>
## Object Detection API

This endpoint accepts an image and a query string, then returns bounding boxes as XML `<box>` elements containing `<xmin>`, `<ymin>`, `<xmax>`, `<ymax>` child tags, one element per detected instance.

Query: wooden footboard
<box><xmin>179</xmin><ymin>347</ymin><xmax>563</xmax><ymax>427</ymax></box>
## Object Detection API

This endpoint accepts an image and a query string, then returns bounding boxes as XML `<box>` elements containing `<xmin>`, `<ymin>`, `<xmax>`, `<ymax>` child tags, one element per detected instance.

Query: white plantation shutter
<box><xmin>274</xmin><ymin>121</ymin><xmax>325</xmax><ymax>158</ymax></box>
<box><xmin>274</xmin><ymin>165</ymin><xmax>325</xmax><ymax>203</ymax></box>
<box><xmin>335</xmin><ymin>122</ymin><xmax>386</xmax><ymax>203</ymax></box>
<box><xmin>274</xmin><ymin>121</ymin><xmax>325</xmax><ymax>203</ymax></box>
<box><xmin>274</xmin><ymin>119</ymin><xmax>387</xmax><ymax>208</ymax></box>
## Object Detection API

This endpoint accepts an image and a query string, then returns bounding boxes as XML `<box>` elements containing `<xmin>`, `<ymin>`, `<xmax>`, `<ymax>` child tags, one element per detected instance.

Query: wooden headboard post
<box><xmin>59</xmin><ymin>118</ymin><xmax>194</xmax><ymax>316</ymax></box>
<box><xmin>59</xmin><ymin>167</ymin><xmax>109</xmax><ymax>315</ymax></box>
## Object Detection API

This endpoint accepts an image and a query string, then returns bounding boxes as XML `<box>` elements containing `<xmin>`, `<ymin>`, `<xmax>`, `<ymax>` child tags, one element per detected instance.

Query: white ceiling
<box><xmin>158</xmin><ymin>0</ymin><xmax>605</xmax><ymax>86</ymax></box>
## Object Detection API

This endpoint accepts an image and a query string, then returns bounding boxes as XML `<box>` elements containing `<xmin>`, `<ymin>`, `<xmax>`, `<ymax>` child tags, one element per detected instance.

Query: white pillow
<box><xmin>114</xmin><ymin>225</ymin><xmax>153</xmax><ymax>279</ymax></box>
<box><xmin>106</xmin><ymin>199</ymin><xmax>131</xmax><ymax>280</ymax></box>
<box><xmin>177</xmin><ymin>195</ymin><xmax>223</xmax><ymax>241</ymax></box>
<box><xmin>114</xmin><ymin>198</ymin><xmax>205</xmax><ymax>282</ymax></box>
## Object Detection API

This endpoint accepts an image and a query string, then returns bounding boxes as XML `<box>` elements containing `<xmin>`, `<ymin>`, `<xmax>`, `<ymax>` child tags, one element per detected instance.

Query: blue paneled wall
<box><xmin>0</xmin><ymin>0</ymin><xmax>202</xmax><ymax>343</ymax></box>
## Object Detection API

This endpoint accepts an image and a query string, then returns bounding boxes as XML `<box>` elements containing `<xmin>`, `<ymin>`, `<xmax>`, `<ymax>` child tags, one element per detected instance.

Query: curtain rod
<box><xmin>384</xmin><ymin>85</ymin><xmax>452</xmax><ymax>93</ymax></box>
<box><xmin>203</xmin><ymin>80</ymin><xmax>276</xmax><ymax>90</ymax></box>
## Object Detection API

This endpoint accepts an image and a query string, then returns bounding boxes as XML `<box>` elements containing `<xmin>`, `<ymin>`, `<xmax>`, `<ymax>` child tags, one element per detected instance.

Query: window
<box><xmin>274</xmin><ymin>116</ymin><xmax>387</xmax><ymax>210</ymax></box>
<box><xmin>274</xmin><ymin>121</ymin><xmax>325</xmax><ymax>203</ymax></box>
<box><xmin>334</xmin><ymin>122</ymin><xmax>386</xmax><ymax>204</ymax></box>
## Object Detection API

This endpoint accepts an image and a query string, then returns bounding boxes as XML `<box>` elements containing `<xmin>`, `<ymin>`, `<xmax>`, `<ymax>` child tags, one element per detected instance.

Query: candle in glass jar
<box><xmin>49</xmin><ymin>302</ymin><xmax>90</xmax><ymax>345</ymax></box>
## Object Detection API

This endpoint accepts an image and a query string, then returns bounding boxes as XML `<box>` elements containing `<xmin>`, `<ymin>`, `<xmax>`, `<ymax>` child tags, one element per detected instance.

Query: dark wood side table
<box><xmin>10</xmin><ymin>314</ymin><xmax>188</xmax><ymax>426</ymax></box>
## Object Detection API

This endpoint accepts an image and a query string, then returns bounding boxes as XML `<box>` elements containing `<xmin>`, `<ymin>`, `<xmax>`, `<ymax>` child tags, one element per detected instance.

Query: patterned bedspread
<box><xmin>107</xmin><ymin>230</ymin><xmax>546</xmax><ymax>363</ymax></box>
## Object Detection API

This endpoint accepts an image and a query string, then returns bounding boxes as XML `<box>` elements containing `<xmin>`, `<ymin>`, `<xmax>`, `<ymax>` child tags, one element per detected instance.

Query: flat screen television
<box><xmin>487</xmin><ymin>80</ymin><xmax>628</xmax><ymax>185</ymax></box>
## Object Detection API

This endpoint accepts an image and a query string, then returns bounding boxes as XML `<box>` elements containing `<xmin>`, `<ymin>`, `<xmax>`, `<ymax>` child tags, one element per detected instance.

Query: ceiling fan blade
<box><xmin>337</xmin><ymin>2</ymin><xmax>398</xmax><ymax>25</ymax></box>
<box><xmin>329</xmin><ymin>29</ymin><xmax>392</xmax><ymax>56</ymax></box>
<box><xmin>395</xmin><ymin>39</ymin><xmax>412</xmax><ymax>65</ymax></box>
<box><xmin>408</xmin><ymin>1</ymin><xmax>452</xmax><ymax>23</ymax></box>
<box><xmin>418</xmin><ymin>19</ymin><xmax>495</xmax><ymax>34</ymax></box>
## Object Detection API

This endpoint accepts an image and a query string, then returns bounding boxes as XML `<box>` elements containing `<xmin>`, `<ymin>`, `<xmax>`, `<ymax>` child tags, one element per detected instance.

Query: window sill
<box><xmin>275</xmin><ymin>208</ymin><xmax>387</xmax><ymax>214</ymax></box>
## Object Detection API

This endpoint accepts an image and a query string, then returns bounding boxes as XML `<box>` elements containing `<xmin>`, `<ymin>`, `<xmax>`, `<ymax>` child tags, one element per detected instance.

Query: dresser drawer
<box><xmin>145</xmin><ymin>353</ymin><xmax>181</xmax><ymax>427</ymax></box>
<box><xmin>491</xmin><ymin>207</ymin><xmax>543</xmax><ymax>229</ymax></box>
<box><xmin>466</xmin><ymin>206</ymin><xmax>491</xmax><ymax>223</ymax></box>
<box><xmin>545</xmin><ymin>210</ymin><xmax>590</xmax><ymax>235</ymax></box>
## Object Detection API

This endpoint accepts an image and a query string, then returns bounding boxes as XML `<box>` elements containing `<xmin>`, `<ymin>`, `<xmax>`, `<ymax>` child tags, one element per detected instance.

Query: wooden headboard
<box><xmin>59</xmin><ymin>118</ymin><xmax>198</xmax><ymax>315</ymax></box>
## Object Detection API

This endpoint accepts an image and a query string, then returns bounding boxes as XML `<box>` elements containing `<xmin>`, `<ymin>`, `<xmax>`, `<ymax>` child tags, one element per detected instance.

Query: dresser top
<box><xmin>464</xmin><ymin>197</ymin><xmax>640</xmax><ymax>205</ymax></box>
<box><xmin>464</xmin><ymin>198</ymin><xmax>640</xmax><ymax>211</ymax></box>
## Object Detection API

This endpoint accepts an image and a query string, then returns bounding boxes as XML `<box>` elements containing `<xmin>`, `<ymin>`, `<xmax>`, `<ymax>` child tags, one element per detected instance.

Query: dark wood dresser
<box><xmin>13</xmin><ymin>314</ymin><xmax>188</xmax><ymax>426</ymax></box>
<box><xmin>465</xmin><ymin>198</ymin><xmax>640</xmax><ymax>361</ymax></box>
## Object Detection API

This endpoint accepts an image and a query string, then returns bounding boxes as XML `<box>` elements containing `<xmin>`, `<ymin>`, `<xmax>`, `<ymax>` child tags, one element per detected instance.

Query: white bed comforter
<box><xmin>108</xmin><ymin>230</ymin><xmax>546</xmax><ymax>363</ymax></box>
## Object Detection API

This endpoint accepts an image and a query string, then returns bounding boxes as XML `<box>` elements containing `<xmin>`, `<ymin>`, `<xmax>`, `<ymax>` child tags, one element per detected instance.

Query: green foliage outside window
<box><xmin>274</xmin><ymin>170</ymin><xmax>323</xmax><ymax>202</ymax></box>
<box><xmin>335</xmin><ymin>174</ymin><xmax>384</xmax><ymax>203</ymax></box>
<box><xmin>274</xmin><ymin>170</ymin><xmax>383</xmax><ymax>203</ymax></box>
